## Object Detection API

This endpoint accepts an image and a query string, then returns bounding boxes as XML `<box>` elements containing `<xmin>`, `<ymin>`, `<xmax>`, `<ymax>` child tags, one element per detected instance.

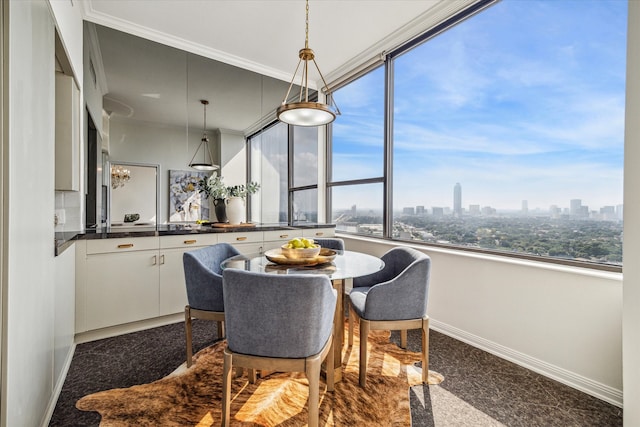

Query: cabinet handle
<box><xmin>315</xmin><ymin>232</ymin><xmax>325</xmax><ymax>236</ymax></box>
<box><xmin>236</xmin><ymin>236</ymin><xmax>247</xmax><ymax>241</ymax></box>
<box><xmin>160</xmin><ymin>254</ymin><xmax>165</xmax><ymax>265</ymax></box>
<box><xmin>183</xmin><ymin>239</ymin><xmax>197</xmax><ymax>245</ymax></box>
<box><xmin>117</xmin><ymin>243</ymin><xmax>134</xmax><ymax>249</ymax></box>
<box><xmin>279</xmin><ymin>234</ymin><xmax>289</xmax><ymax>238</ymax></box>
<box><xmin>152</xmin><ymin>255</ymin><xmax>157</xmax><ymax>265</ymax></box>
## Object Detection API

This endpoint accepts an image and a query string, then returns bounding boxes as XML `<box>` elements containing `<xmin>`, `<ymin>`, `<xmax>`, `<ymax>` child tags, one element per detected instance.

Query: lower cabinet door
<box><xmin>159</xmin><ymin>248</ymin><xmax>191</xmax><ymax>316</ymax></box>
<box><xmin>85</xmin><ymin>251</ymin><xmax>160</xmax><ymax>330</ymax></box>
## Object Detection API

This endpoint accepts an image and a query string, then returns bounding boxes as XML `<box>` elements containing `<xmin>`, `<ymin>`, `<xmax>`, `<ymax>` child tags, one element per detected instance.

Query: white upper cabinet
<box><xmin>55</xmin><ymin>72</ymin><xmax>80</xmax><ymax>191</ymax></box>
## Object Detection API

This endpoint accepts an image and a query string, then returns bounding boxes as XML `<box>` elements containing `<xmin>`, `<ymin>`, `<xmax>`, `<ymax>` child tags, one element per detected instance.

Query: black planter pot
<box><xmin>213</xmin><ymin>198</ymin><xmax>228</xmax><ymax>223</ymax></box>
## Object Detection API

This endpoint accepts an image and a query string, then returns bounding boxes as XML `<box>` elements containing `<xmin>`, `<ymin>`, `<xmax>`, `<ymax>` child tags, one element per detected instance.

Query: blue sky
<box><xmin>332</xmin><ymin>0</ymin><xmax>627</xmax><ymax>212</ymax></box>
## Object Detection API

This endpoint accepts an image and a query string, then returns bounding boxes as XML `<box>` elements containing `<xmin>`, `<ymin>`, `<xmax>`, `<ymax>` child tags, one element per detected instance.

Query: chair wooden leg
<box><xmin>359</xmin><ymin>318</ymin><xmax>370</xmax><ymax>387</ymax></box>
<box><xmin>248</xmin><ymin>368</ymin><xmax>257</xmax><ymax>384</ymax></box>
<box><xmin>185</xmin><ymin>306</ymin><xmax>193</xmax><ymax>368</ymax></box>
<box><xmin>400</xmin><ymin>329</ymin><xmax>407</xmax><ymax>349</ymax></box>
<box><xmin>306</xmin><ymin>358</ymin><xmax>321</xmax><ymax>427</ymax></box>
<box><xmin>348</xmin><ymin>304</ymin><xmax>355</xmax><ymax>347</ymax></box>
<box><xmin>326</xmin><ymin>335</ymin><xmax>335</xmax><ymax>392</ymax></box>
<box><xmin>422</xmin><ymin>317</ymin><xmax>429</xmax><ymax>383</ymax></box>
<box><xmin>221</xmin><ymin>350</ymin><xmax>233</xmax><ymax>426</ymax></box>
<box><xmin>217</xmin><ymin>320</ymin><xmax>225</xmax><ymax>339</ymax></box>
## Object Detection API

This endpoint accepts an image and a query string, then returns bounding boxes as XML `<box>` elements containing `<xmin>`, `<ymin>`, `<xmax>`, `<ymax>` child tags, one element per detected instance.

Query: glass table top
<box><xmin>220</xmin><ymin>250</ymin><xmax>384</xmax><ymax>281</ymax></box>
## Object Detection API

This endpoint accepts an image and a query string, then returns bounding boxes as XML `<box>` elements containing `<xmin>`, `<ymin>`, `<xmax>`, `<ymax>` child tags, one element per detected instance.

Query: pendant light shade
<box><xmin>189</xmin><ymin>100</ymin><xmax>219</xmax><ymax>171</ymax></box>
<box><xmin>277</xmin><ymin>0</ymin><xmax>339</xmax><ymax>127</ymax></box>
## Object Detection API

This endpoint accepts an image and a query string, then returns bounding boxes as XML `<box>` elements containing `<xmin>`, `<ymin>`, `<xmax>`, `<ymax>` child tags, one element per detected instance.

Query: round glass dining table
<box><xmin>220</xmin><ymin>249</ymin><xmax>384</xmax><ymax>281</ymax></box>
<box><xmin>220</xmin><ymin>249</ymin><xmax>384</xmax><ymax>382</ymax></box>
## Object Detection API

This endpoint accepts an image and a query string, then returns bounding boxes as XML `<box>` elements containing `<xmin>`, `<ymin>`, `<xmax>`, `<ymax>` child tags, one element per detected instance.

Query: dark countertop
<box><xmin>54</xmin><ymin>223</ymin><xmax>336</xmax><ymax>256</ymax></box>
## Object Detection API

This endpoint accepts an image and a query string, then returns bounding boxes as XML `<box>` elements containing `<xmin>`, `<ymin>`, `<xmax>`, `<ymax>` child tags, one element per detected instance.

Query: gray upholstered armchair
<box><xmin>221</xmin><ymin>269</ymin><xmax>337</xmax><ymax>427</ymax></box>
<box><xmin>182</xmin><ymin>243</ymin><xmax>241</xmax><ymax>367</ymax></box>
<box><xmin>314</xmin><ymin>237</ymin><xmax>345</xmax><ymax>251</ymax></box>
<box><xmin>348</xmin><ymin>246</ymin><xmax>431</xmax><ymax>387</ymax></box>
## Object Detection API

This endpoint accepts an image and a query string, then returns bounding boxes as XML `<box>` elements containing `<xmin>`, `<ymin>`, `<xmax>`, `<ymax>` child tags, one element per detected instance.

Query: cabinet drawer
<box><xmin>160</xmin><ymin>234</ymin><xmax>218</xmax><ymax>249</ymax></box>
<box><xmin>302</xmin><ymin>228</ymin><xmax>335</xmax><ymax>239</ymax></box>
<box><xmin>87</xmin><ymin>237</ymin><xmax>159</xmax><ymax>254</ymax></box>
<box><xmin>217</xmin><ymin>231</ymin><xmax>263</xmax><ymax>244</ymax></box>
<box><xmin>263</xmin><ymin>230</ymin><xmax>297</xmax><ymax>242</ymax></box>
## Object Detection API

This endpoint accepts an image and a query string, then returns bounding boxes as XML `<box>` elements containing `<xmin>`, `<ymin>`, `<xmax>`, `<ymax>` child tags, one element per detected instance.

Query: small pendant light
<box><xmin>189</xmin><ymin>99</ymin><xmax>219</xmax><ymax>171</ymax></box>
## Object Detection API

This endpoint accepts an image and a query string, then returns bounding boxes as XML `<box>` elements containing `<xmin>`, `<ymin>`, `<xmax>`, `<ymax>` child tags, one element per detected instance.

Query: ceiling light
<box><xmin>277</xmin><ymin>0</ymin><xmax>340</xmax><ymax>127</ymax></box>
<box><xmin>189</xmin><ymin>99</ymin><xmax>219</xmax><ymax>171</ymax></box>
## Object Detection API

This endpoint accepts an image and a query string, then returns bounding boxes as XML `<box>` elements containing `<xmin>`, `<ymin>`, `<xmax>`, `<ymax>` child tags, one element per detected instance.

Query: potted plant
<box><xmin>198</xmin><ymin>172</ymin><xmax>229</xmax><ymax>222</ymax></box>
<box><xmin>225</xmin><ymin>181</ymin><xmax>260</xmax><ymax>224</ymax></box>
<box><xmin>197</xmin><ymin>173</ymin><xmax>259</xmax><ymax>224</ymax></box>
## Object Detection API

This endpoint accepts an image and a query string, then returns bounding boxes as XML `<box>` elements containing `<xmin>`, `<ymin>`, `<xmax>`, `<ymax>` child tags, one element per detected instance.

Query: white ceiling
<box><xmin>80</xmin><ymin>0</ymin><xmax>472</xmax><ymax>132</ymax></box>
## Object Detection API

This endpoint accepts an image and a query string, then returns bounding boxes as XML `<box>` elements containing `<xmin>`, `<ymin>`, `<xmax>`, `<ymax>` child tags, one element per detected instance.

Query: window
<box><xmin>329</xmin><ymin>0</ymin><xmax>626</xmax><ymax>268</ymax></box>
<box><xmin>329</xmin><ymin>66</ymin><xmax>386</xmax><ymax>232</ymax></box>
<box><xmin>249</xmin><ymin>123</ymin><xmax>319</xmax><ymax>224</ymax></box>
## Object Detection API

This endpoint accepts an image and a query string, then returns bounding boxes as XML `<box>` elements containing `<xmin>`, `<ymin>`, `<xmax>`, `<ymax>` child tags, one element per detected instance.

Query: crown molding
<box><xmin>80</xmin><ymin>1</ymin><xmax>293</xmax><ymax>84</ymax></box>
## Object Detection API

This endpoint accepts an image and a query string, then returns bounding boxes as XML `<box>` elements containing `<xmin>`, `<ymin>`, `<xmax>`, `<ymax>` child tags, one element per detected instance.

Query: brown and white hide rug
<box><xmin>76</xmin><ymin>324</ymin><xmax>444</xmax><ymax>426</ymax></box>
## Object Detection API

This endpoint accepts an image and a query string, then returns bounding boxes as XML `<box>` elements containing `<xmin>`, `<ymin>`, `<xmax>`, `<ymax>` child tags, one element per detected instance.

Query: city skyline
<box><xmin>332</xmin><ymin>0</ymin><xmax>625</xmax><ymax>212</ymax></box>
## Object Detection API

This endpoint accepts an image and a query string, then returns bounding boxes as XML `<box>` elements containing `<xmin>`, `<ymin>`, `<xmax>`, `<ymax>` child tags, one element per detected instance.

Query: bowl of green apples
<box><xmin>281</xmin><ymin>237</ymin><xmax>321</xmax><ymax>259</ymax></box>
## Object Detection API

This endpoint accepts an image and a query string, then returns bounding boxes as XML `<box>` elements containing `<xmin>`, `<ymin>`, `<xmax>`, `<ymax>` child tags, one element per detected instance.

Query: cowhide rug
<box><xmin>77</xmin><ymin>324</ymin><xmax>444</xmax><ymax>426</ymax></box>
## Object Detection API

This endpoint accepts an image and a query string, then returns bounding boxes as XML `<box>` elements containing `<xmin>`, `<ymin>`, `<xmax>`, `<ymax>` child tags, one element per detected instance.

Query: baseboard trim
<box><xmin>430</xmin><ymin>319</ymin><xmax>623</xmax><ymax>408</ymax></box>
<box><xmin>42</xmin><ymin>342</ymin><xmax>77</xmax><ymax>427</ymax></box>
<box><xmin>75</xmin><ymin>313</ymin><xmax>183</xmax><ymax>344</ymax></box>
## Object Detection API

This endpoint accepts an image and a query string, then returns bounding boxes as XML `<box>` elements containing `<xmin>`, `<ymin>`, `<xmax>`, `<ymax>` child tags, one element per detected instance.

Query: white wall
<box><xmin>108</xmin><ymin>117</ymin><xmax>189</xmax><ymax>224</ymax></box>
<box><xmin>623</xmin><ymin>1</ymin><xmax>640</xmax><ymax>423</ymax></box>
<box><xmin>109</xmin><ymin>118</ymin><xmax>250</xmax><ymax>224</ymax></box>
<box><xmin>53</xmin><ymin>245</ymin><xmax>75</xmax><ymax>398</ymax></box>
<box><xmin>5</xmin><ymin>2</ymin><xmax>56</xmax><ymax>426</ymax></box>
<box><xmin>341</xmin><ymin>235</ymin><xmax>623</xmax><ymax>406</ymax></box>
<box><xmin>3</xmin><ymin>1</ymin><xmax>83</xmax><ymax>426</ymax></box>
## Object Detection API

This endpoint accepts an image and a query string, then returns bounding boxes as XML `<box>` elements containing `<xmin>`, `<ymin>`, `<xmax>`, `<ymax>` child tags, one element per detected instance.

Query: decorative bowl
<box><xmin>280</xmin><ymin>244</ymin><xmax>321</xmax><ymax>259</ymax></box>
<box><xmin>124</xmin><ymin>213</ymin><xmax>140</xmax><ymax>223</ymax></box>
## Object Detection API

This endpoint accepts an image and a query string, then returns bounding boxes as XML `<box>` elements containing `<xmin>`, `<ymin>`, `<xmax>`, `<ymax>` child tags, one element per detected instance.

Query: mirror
<box><xmin>109</xmin><ymin>162</ymin><xmax>159</xmax><ymax>226</ymax></box>
<box><xmin>88</xmin><ymin>22</ymin><xmax>300</xmax><ymax>225</ymax></box>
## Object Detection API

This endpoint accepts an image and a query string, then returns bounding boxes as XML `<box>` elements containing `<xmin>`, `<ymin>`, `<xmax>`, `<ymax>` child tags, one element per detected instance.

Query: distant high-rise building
<box><xmin>469</xmin><ymin>204</ymin><xmax>480</xmax><ymax>215</ymax></box>
<box><xmin>617</xmin><ymin>204</ymin><xmax>624</xmax><ymax>220</ymax></box>
<box><xmin>350</xmin><ymin>205</ymin><xmax>357</xmax><ymax>217</ymax></box>
<box><xmin>402</xmin><ymin>207</ymin><xmax>415</xmax><ymax>215</ymax></box>
<box><xmin>550</xmin><ymin>205</ymin><xmax>561</xmax><ymax>218</ymax></box>
<box><xmin>570</xmin><ymin>199</ymin><xmax>582</xmax><ymax>216</ymax></box>
<box><xmin>453</xmin><ymin>183</ymin><xmax>462</xmax><ymax>217</ymax></box>
<box><xmin>416</xmin><ymin>206</ymin><xmax>425</xmax><ymax>215</ymax></box>
<box><xmin>522</xmin><ymin>200</ymin><xmax>528</xmax><ymax>214</ymax></box>
<box><xmin>432</xmin><ymin>207</ymin><xmax>444</xmax><ymax>217</ymax></box>
<box><xmin>601</xmin><ymin>206</ymin><xmax>616</xmax><ymax>221</ymax></box>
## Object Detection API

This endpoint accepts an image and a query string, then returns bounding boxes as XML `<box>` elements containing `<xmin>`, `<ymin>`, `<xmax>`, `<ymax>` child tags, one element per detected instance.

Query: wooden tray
<box><xmin>211</xmin><ymin>222</ymin><xmax>257</xmax><ymax>228</ymax></box>
<box><xmin>264</xmin><ymin>248</ymin><xmax>337</xmax><ymax>266</ymax></box>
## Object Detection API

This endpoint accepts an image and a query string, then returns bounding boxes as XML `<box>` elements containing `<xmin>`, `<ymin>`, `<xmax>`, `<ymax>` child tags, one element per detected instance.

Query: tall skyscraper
<box><xmin>570</xmin><ymin>199</ymin><xmax>582</xmax><ymax>216</ymax></box>
<box><xmin>453</xmin><ymin>183</ymin><xmax>462</xmax><ymax>217</ymax></box>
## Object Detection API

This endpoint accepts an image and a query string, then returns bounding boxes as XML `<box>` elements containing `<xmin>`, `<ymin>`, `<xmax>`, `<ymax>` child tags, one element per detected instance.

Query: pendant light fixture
<box><xmin>277</xmin><ymin>0</ymin><xmax>340</xmax><ymax>127</ymax></box>
<box><xmin>189</xmin><ymin>99</ymin><xmax>219</xmax><ymax>171</ymax></box>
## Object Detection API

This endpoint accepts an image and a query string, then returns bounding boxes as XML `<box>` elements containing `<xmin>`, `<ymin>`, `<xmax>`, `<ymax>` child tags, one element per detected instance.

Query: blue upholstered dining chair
<box><xmin>182</xmin><ymin>243</ymin><xmax>241</xmax><ymax>367</ymax></box>
<box><xmin>348</xmin><ymin>246</ymin><xmax>431</xmax><ymax>387</ymax></box>
<box><xmin>221</xmin><ymin>269</ymin><xmax>337</xmax><ymax>427</ymax></box>
<box><xmin>314</xmin><ymin>237</ymin><xmax>345</xmax><ymax>251</ymax></box>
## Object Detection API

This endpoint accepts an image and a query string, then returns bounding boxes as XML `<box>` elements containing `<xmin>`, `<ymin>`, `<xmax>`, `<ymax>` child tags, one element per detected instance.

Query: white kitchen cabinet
<box><xmin>262</xmin><ymin>229</ymin><xmax>298</xmax><ymax>252</ymax></box>
<box><xmin>217</xmin><ymin>231</ymin><xmax>263</xmax><ymax>254</ymax></box>
<box><xmin>85</xmin><ymin>249</ymin><xmax>160</xmax><ymax>330</ymax></box>
<box><xmin>55</xmin><ymin>72</ymin><xmax>80</xmax><ymax>191</ymax></box>
<box><xmin>302</xmin><ymin>228</ymin><xmax>336</xmax><ymax>239</ymax></box>
<box><xmin>76</xmin><ymin>228</ymin><xmax>335</xmax><ymax>335</ymax></box>
<box><xmin>158</xmin><ymin>234</ymin><xmax>219</xmax><ymax>316</ymax></box>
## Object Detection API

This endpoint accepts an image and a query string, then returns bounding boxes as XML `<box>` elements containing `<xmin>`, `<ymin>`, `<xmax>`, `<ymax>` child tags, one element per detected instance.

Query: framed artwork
<box><xmin>168</xmin><ymin>170</ymin><xmax>210</xmax><ymax>222</ymax></box>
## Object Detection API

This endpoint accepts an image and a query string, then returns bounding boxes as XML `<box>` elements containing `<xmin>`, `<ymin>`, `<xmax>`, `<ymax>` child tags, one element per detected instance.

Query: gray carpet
<box><xmin>49</xmin><ymin>320</ymin><xmax>622</xmax><ymax>426</ymax></box>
